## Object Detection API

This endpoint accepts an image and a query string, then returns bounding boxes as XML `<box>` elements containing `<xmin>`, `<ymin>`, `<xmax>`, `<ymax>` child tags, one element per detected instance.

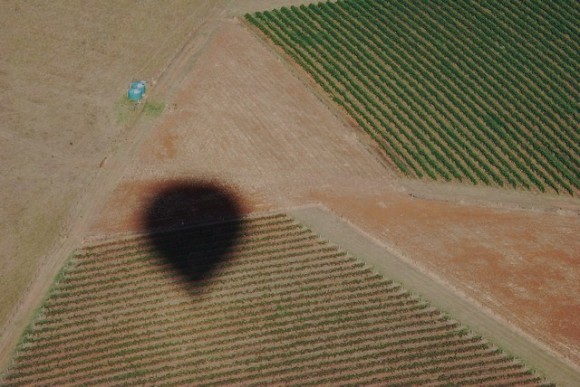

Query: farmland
<box><xmin>246</xmin><ymin>0</ymin><xmax>579</xmax><ymax>194</ymax></box>
<box><xmin>1</xmin><ymin>213</ymin><xmax>552</xmax><ymax>385</ymax></box>
<box><xmin>1</xmin><ymin>0</ymin><xmax>579</xmax><ymax>384</ymax></box>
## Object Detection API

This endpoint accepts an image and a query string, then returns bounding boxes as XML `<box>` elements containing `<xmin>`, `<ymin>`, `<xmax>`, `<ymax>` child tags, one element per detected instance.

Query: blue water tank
<box><xmin>128</xmin><ymin>87</ymin><xmax>144</xmax><ymax>101</ymax></box>
<box><xmin>131</xmin><ymin>81</ymin><xmax>146</xmax><ymax>93</ymax></box>
<box><xmin>127</xmin><ymin>81</ymin><xmax>146</xmax><ymax>101</ymax></box>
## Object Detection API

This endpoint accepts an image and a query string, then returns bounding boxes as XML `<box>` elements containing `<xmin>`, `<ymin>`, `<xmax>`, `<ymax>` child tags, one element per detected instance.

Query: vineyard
<box><xmin>2</xmin><ymin>213</ymin><xmax>551</xmax><ymax>385</ymax></box>
<box><xmin>246</xmin><ymin>0</ymin><xmax>579</xmax><ymax>194</ymax></box>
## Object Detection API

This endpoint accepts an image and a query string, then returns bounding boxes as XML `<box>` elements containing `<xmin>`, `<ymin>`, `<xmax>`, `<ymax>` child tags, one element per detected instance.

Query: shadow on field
<box><xmin>141</xmin><ymin>179</ymin><xmax>244</xmax><ymax>285</ymax></box>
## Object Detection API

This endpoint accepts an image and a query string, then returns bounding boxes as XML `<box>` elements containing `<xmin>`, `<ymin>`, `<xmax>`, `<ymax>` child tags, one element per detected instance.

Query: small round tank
<box><xmin>128</xmin><ymin>87</ymin><xmax>144</xmax><ymax>101</ymax></box>
<box><xmin>131</xmin><ymin>81</ymin><xmax>146</xmax><ymax>93</ymax></box>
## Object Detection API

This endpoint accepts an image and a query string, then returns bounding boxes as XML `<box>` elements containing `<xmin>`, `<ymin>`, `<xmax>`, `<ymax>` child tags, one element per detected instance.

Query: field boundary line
<box><xmin>239</xmin><ymin>16</ymin><xmax>400</xmax><ymax>177</ymax></box>
<box><xmin>81</xmin><ymin>208</ymin><xmax>287</xmax><ymax>246</ymax></box>
<box><xmin>400</xmin><ymin>179</ymin><xmax>580</xmax><ymax>216</ymax></box>
<box><xmin>288</xmin><ymin>204</ymin><xmax>580</xmax><ymax>386</ymax></box>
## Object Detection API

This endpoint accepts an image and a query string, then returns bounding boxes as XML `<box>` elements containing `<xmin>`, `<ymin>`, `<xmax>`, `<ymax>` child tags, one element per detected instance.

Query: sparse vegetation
<box><xmin>115</xmin><ymin>96</ymin><xmax>165</xmax><ymax>124</ymax></box>
<box><xmin>113</xmin><ymin>95</ymin><xmax>137</xmax><ymax>124</ymax></box>
<box><xmin>143</xmin><ymin>100</ymin><xmax>165</xmax><ymax>118</ymax></box>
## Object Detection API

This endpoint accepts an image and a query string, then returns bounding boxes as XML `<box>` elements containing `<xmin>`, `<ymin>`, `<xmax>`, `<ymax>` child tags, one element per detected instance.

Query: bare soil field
<box><xmin>1</xmin><ymin>0</ymin><xmax>578</xmax><ymax>382</ymax></box>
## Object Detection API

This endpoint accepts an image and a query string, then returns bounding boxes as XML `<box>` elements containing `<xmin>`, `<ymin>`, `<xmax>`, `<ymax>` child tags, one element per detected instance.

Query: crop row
<box><xmin>390</xmin><ymin>0</ymin><xmax>579</xmax><ymax>191</ymax></box>
<box><xmin>12</xmin><ymin>308</ymin><xmax>457</xmax><ymax>381</ymax></box>
<box><xmin>21</xmin><ymin>289</ymin><xmax>428</xmax><ymax>363</ymax></box>
<box><xmin>8</xmin><ymin>322</ymin><xmax>477</xmax><ymax>386</ymax></box>
<box><xmin>299</xmin><ymin>3</ymin><xmax>494</xmax><ymax>184</ymax></box>
<box><xmin>63</xmin><ymin>229</ymin><xmax>326</xmax><ymax>285</ymax></box>
<box><xmin>367</xmin><ymin>0</ymin><xmax>578</xmax><ymax>188</ymax></box>
<box><xmin>54</xmin><ymin>234</ymin><xmax>327</xmax><ymax>296</ymax></box>
<box><xmin>75</xmin><ymin>222</ymin><xmax>303</xmax><ymax>266</ymax></box>
<box><xmin>28</xmin><ymin>283</ymin><xmax>419</xmax><ymax>353</ymax></box>
<box><xmin>77</xmin><ymin>212</ymin><xmax>291</xmax><ymax>257</ymax></box>
<box><xmin>252</xmin><ymin>7</ymin><xmax>510</xmax><ymax>183</ymax></box>
<box><xmin>39</xmin><ymin>253</ymin><xmax>371</xmax><ymax>322</ymax></box>
<box><xmin>365</xmin><ymin>0</ymin><xmax>569</xmax><ymax>192</ymax></box>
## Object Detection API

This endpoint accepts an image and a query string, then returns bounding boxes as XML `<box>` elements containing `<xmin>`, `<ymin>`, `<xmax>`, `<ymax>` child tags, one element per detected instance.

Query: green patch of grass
<box><xmin>143</xmin><ymin>100</ymin><xmax>165</xmax><ymax>117</ymax></box>
<box><xmin>114</xmin><ymin>96</ymin><xmax>165</xmax><ymax>124</ymax></box>
<box><xmin>114</xmin><ymin>95</ymin><xmax>138</xmax><ymax>125</ymax></box>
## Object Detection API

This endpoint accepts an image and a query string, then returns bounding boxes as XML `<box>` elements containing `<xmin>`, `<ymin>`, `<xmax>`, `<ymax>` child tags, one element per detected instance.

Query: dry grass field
<box><xmin>0</xmin><ymin>0</ymin><xmax>229</xmax><ymax>331</ymax></box>
<box><xmin>1</xmin><ymin>0</ymin><xmax>578</xmax><ymax>384</ymax></box>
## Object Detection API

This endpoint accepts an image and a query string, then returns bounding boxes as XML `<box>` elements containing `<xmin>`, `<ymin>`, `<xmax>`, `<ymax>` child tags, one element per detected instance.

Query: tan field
<box><xmin>1</xmin><ymin>0</ymin><xmax>578</xmax><ymax>383</ymax></box>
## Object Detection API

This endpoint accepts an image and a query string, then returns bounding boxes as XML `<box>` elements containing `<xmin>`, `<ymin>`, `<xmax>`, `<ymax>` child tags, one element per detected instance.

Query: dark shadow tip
<box><xmin>141</xmin><ymin>179</ymin><xmax>244</xmax><ymax>284</ymax></box>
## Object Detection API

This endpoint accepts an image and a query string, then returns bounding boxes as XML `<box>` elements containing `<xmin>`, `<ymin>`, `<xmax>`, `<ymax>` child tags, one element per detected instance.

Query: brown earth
<box><xmin>1</xmin><ymin>0</ymin><xmax>578</xmax><ymax>380</ymax></box>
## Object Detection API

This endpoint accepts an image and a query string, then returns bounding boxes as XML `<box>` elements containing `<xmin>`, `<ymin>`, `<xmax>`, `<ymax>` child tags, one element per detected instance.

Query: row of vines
<box><xmin>2</xmin><ymin>213</ymin><xmax>550</xmax><ymax>385</ymax></box>
<box><xmin>246</xmin><ymin>0</ymin><xmax>579</xmax><ymax>194</ymax></box>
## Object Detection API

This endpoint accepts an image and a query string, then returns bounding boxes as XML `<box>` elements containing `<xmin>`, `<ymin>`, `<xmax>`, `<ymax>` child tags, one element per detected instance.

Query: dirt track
<box><xmin>1</xmin><ymin>0</ymin><xmax>579</xmax><ymax>379</ymax></box>
<box><xmin>0</xmin><ymin>0</ymin><xmax>231</xmax><ymax>361</ymax></box>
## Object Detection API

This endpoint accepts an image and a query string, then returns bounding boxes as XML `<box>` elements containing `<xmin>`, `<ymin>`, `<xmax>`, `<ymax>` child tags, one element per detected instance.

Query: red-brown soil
<box><xmin>308</xmin><ymin>190</ymin><xmax>579</xmax><ymax>363</ymax></box>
